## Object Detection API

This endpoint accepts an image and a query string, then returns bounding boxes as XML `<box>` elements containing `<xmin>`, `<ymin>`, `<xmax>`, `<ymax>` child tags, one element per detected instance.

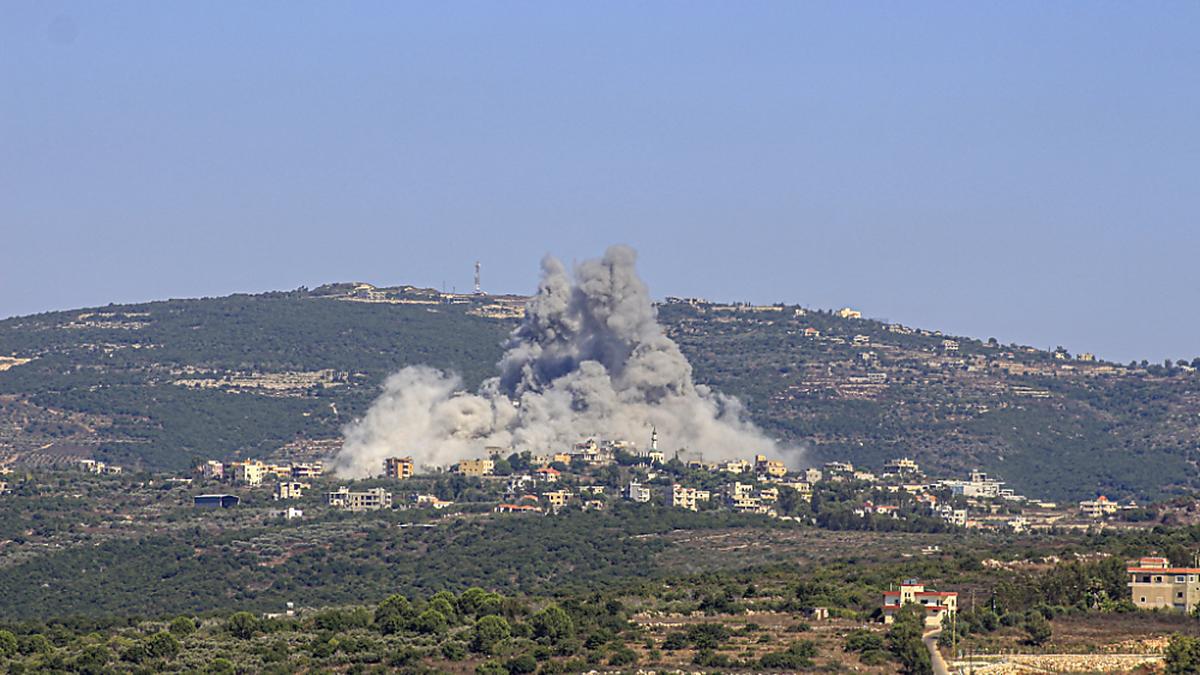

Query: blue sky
<box><xmin>2</xmin><ymin>2</ymin><xmax>1197</xmax><ymax>363</ymax></box>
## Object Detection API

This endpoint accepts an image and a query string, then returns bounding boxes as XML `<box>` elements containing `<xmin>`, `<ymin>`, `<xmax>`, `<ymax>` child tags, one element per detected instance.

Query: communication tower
<box><xmin>474</xmin><ymin>261</ymin><xmax>482</xmax><ymax>294</ymax></box>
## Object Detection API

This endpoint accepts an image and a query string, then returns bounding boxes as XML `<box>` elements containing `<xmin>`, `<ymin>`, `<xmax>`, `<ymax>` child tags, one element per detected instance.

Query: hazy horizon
<box><xmin>3</xmin><ymin>3</ymin><xmax>1197</xmax><ymax>364</ymax></box>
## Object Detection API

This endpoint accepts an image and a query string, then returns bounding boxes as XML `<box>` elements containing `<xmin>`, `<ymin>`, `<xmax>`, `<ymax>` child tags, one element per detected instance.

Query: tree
<box><xmin>227</xmin><ymin>611</ymin><xmax>258</xmax><ymax>640</ymax></box>
<box><xmin>887</xmin><ymin>604</ymin><xmax>932</xmax><ymax>675</ymax></box>
<box><xmin>415</xmin><ymin>608</ymin><xmax>448</xmax><ymax>634</ymax></box>
<box><xmin>72</xmin><ymin>644</ymin><xmax>113</xmax><ymax>675</ymax></box>
<box><xmin>144</xmin><ymin>631</ymin><xmax>181</xmax><ymax>660</ymax></box>
<box><xmin>169</xmin><ymin>616</ymin><xmax>198</xmax><ymax>637</ymax></box>
<box><xmin>472</xmin><ymin>615</ymin><xmax>511</xmax><ymax>653</ymax></box>
<box><xmin>0</xmin><ymin>630</ymin><xmax>16</xmax><ymax>658</ymax></box>
<box><xmin>1166</xmin><ymin>634</ymin><xmax>1200</xmax><ymax>674</ymax></box>
<box><xmin>531</xmin><ymin>604</ymin><xmax>574</xmax><ymax>643</ymax></box>
<box><xmin>375</xmin><ymin>594</ymin><xmax>415</xmax><ymax>635</ymax></box>
<box><xmin>1024</xmin><ymin>613</ymin><xmax>1052</xmax><ymax>647</ymax></box>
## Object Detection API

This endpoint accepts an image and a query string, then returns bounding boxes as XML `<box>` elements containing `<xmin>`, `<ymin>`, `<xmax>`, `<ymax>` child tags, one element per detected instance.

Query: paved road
<box><xmin>923</xmin><ymin>628</ymin><xmax>952</xmax><ymax>675</ymax></box>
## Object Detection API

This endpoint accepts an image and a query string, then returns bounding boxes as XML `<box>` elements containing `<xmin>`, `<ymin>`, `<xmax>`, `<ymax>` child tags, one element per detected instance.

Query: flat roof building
<box><xmin>194</xmin><ymin>494</ymin><xmax>240</xmax><ymax>508</ymax></box>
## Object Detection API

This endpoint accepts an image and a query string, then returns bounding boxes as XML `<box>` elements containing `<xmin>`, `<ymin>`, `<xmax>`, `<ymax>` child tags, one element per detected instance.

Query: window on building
<box><xmin>1155</xmin><ymin>576</ymin><xmax>1164</xmax><ymax>583</ymax></box>
<box><xmin>1179</xmin><ymin>592</ymin><xmax>1186</xmax><ymax>599</ymax></box>
<box><xmin>1141</xmin><ymin>597</ymin><xmax>1147</xmax><ymax>603</ymax></box>
<box><xmin>1177</xmin><ymin>576</ymin><xmax>1187</xmax><ymax>583</ymax></box>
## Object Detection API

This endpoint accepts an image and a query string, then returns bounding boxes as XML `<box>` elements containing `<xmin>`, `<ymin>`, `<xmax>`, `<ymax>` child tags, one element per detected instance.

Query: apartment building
<box><xmin>384</xmin><ymin>456</ymin><xmax>415</xmax><ymax>480</ymax></box>
<box><xmin>1127</xmin><ymin>557</ymin><xmax>1200</xmax><ymax>612</ymax></box>
<box><xmin>326</xmin><ymin>487</ymin><xmax>393</xmax><ymax>512</ymax></box>
<box><xmin>882</xmin><ymin>580</ymin><xmax>958</xmax><ymax>627</ymax></box>
<box><xmin>232</xmin><ymin>461</ymin><xmax>268</xmax><ymax>486</ymax></box>
<box><xmin>290</xmin><ymin>462</ymin><xmax>324</xmax><ymax>479</ymax></box>
<box><xmin>883</xmin><ymin>457</ymin><xmax>921</xmax><ymax>475</ymax></box>
<box><xmin>1079</xmin><ymin>495</ymin><xmax>1119</xmax><ymax>518</ymax></box>
<box><xmin>626</xmin><ymin>481</ymin><xmax>652</xmax><ymax>503</ymax></box>
<box><xmin>542</xmin><ymin>490</ymin><xmax>573</xmax><ymax>510</ymax></box>
<box><xmin>273</xmin><ymin>481</ymin><xmax>309</xmax><ymax>500</ymax></box>
<box><xmin>666</xmin><ymin>484</ymin><xmax>710</xmax><ymax>511</ymax></box>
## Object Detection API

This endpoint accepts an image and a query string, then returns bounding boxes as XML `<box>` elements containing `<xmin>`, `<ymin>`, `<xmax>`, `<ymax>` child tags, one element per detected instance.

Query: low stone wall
<box><xmin>964</xmin><ymin>653</ymin><xmax>1162</xmax><ymax>673</ymax></box>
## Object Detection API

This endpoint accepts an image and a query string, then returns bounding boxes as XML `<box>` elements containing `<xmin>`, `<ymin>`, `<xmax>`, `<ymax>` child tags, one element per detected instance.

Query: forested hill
<box><xmin>0</xmin><ymin>283</ymin><xmax>1196</xmax><ymax>502</ymax></box>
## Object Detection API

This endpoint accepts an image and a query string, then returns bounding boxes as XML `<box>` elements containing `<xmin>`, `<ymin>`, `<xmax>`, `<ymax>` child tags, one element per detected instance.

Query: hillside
<box><xmin>0</xmin><ymin>284</ymin><xmax>1197</xmax><ymax>502</ymax></box>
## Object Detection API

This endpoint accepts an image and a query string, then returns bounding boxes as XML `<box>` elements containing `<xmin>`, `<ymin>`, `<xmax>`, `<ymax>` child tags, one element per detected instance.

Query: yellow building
<box><xmin>454</xmin><ymin>458</ymin><xmax>495</xmax><ymax>477</ymax></box>
<box><xmin>755</xmin><ymin>454</ymin><xmax>788</xmax><ymax>478</ymax></box>
<box><xmin>542</xmin><ymin>490</ymin><xmax>572</xmax><ymax>509</ymax></box>
<box><xmin>385</xmin><ymin>456</ymin><xmax>415</xmax><ymax>479</ymax></box>
<box><xmin>232</xmin><ymin>461</ymin><xmax>268</xmax><ymax>486</ymax></box>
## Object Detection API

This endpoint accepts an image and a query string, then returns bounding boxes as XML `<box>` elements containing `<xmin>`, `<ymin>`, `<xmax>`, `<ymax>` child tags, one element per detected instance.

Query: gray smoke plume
<box><xmin>331</xmin><ymin>245</ymin><xmax>801</xmax><ymax>477</ymax></box>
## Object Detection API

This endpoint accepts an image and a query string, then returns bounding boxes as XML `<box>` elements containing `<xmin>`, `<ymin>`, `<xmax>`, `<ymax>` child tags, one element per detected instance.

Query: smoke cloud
<box><xmin>332</xmin><ymin>245</ymin><xmax>801</xmax><ymax>477</ymax></box>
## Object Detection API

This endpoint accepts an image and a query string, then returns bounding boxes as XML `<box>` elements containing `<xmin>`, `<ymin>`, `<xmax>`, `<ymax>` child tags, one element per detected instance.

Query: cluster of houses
<box><xmin>182</xmin><ymin>434</ymin><xmax>1138</xmax><ymax>527</ymax></box>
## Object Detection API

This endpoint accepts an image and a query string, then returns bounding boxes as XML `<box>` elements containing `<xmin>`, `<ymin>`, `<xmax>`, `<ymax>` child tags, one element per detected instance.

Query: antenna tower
<box><xmin>474</xmin><ymin>261</ymin><xmax>482</xmax><ymax>294</ymax></box>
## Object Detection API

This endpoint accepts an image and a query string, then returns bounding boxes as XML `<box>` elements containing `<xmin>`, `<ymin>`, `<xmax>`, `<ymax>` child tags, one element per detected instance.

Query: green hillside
<box><xmin>0</xmin><ymin>286</ymin><xmax>1196</xmax><ymax>502</ymax></box>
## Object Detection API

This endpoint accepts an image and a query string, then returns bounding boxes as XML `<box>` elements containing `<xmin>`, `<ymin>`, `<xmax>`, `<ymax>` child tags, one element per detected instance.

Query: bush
<box><xmin>759</xmin><ymin>640</ymin><xmax>818</xmax><ymax>670</ymax></box>
<box><xmin>662</xmin><ymin>631</ymin><xmax>689</xmax><ymax>650</ymax></box>
<box><xmin>0</xmin><ymin>630</ymin><xmax>16</xmax><ymax>658</ymax></box>
<box><xmin>844</xmin><ymin>629</ymin><xmax>885</xmax><ymax>653</ymax></box>
<box><xmin>207</xmin><ymin>658</ymin><xmax>236</xmax><ymax>674</ymax></box>
<box><xmin>442</xmin><ymin>641</ymin><xmax>468</xmax><ymax>660</ymax></box>
<box><xmin>1024</xmin><ymin>614</ymin><xmax>1052</xmax><ymax>647</ymax></box>
<box><xmin>18</xmin><ymin>634</ymin><xmax>52</xmax><ymax>655</ymax></box>
<box><xmin>505</xmin><ymin>653</ymin><xmax>538</xmax><ymax>674</ymax></box>
<box><xmin>686</xmin><ymin>623</ymin><xmax>731</xmax><ymax>649</ymax></box>
<box><xmin>476</xmin><ymin>659</ymin><xmax>507</xmax><ymax>675</ymax></box>
<box><xmin>608</xmin><ymin>646</ymin><xmax>638</xmax><ymax>666</ymax></box>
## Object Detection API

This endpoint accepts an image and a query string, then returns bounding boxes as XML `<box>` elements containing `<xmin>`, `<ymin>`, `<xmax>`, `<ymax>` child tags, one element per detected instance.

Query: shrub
<box><xmin>1024</xmin><ymin>614</ymin><xmax>1052</xmax><ymax>647</ymax></box>
<box><xmin>608</xmin><ymin>646</ymin><xmax>638</xmax><ymax>666</ymax></box>
<box><xmin>662</xmin><ymin>631</ymin><xmax>689</xmax><ymax>650</ymax></box>
<box><xmin>505</xmin><ymin>653</ymin><xmax>538</xmax><ymax>674</ymax></box>
<box><xmin>686</xmin><ymin>623</ymin><xmax>731</xmax><ymax>649</ymax></box>
<box><xmin>759</xmin><ymin>640</ymin><xmax>818</xmax><ymax>669</ymax></box>
<box><xmin>18</xmin><ymin>634</ymin><xmax>52</xmax><ymax>655</ymax></box>
<box><xmin>442</xmin><ymin>641</ymin><xmax>468</xmax><ymax>660</ymax></box>
<box><xmin>844</xmin><ymin>629</ymin><xmax>884</xmax><ymax>653</ymax></box>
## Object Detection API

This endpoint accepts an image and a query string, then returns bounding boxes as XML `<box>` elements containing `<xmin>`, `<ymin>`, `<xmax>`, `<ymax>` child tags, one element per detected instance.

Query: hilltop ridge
<box><xmin>0</xmin><ymin>283</ymin><xmax>1197</xmax><ymax>502</ymax></box>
